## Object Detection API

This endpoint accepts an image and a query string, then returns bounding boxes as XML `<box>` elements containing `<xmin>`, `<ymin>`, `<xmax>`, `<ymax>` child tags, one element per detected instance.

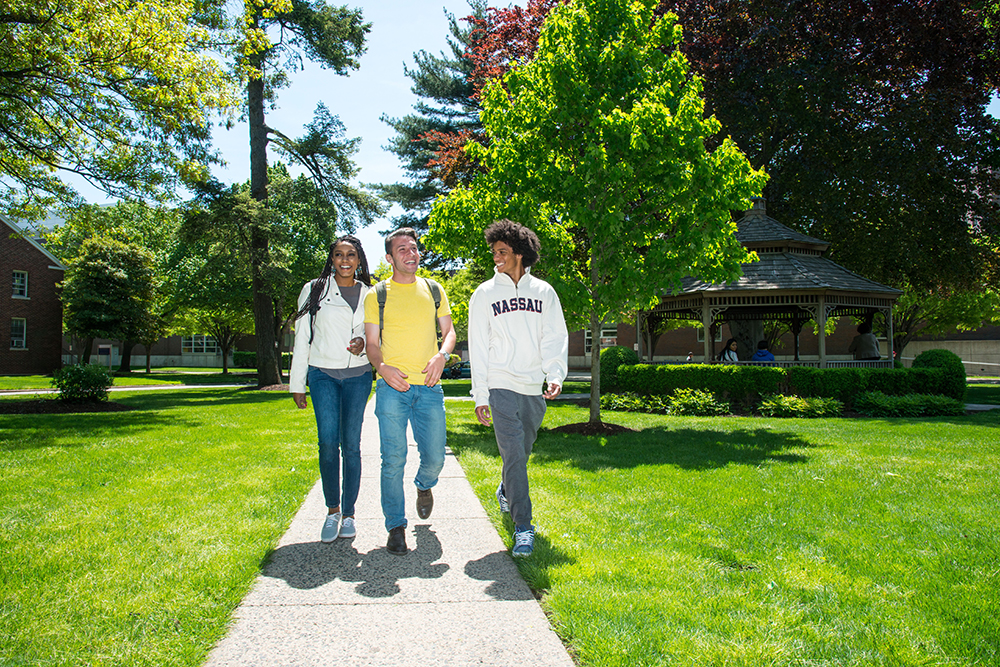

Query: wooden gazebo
<box><xmin>636</xmin><ymin>199</ymin><xmax>902</xmax><ymax>367</ymax></box>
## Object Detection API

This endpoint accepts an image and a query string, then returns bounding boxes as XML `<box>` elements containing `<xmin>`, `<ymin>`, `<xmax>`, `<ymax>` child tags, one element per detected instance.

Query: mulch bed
<box><xmin>0</xmin><ymin>399</ymin><xmax>135</xmax><ymax>415</ymax></box>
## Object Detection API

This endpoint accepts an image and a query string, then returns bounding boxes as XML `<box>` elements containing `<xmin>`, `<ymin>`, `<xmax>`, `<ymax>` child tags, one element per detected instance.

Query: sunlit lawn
<box><xmin>966</xmin><ymin>382</ymin><xmax>1000</xmax><ymax>405</ymax></box>
<box><xmin>0</xmin><ymin>371</ymin><xmax>255</xmax><ymax>392</ymax></box>
<box><xmin>0</xmin><ymin>389</ymin><xmax>318</xmax><ymax>667</ymax></box>
<box><xmin>451</xmin><ymin>403</ymin><xmax>1000</xmax><ymax>666</ymax></box>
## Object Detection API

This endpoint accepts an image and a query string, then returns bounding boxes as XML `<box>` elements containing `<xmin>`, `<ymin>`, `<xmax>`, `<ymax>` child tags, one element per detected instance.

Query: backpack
<box><xmin>374</xmin><ymin>277</ymin><xmax>442</xmax><ymax>336</ymax></box>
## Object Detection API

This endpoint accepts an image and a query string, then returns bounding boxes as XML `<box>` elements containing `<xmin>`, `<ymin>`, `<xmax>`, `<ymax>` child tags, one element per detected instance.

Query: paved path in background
<box><xmin>203</xmin><ymin>396</ymin><xmax>575</xmax><ymax>667</ymax></box>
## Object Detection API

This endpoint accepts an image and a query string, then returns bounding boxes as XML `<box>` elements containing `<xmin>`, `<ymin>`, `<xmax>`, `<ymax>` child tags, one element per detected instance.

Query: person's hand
<box><xmin>543</xmin><ymin>382</ymin><xmax>562</xmax><ymax>400</ymax></box>
<box><xmin>292</xmin><ymin>392</ymin><xmax>308</xmax><ymax>409</ymax></box>
<box><xmin>379</xmin><ymin>363</ymin><xmax>410</xmax><ymax>392</ymax></box>
<box><xmin>347</xmin><ymin>336</ymin><xmax>365</xmax><ymax>356</ymax></box>
<box><xmin>475</xmin><ymin>405</ymin><xmax>492</xmax><ymax>426</ymax></box>
<box><xmin>422</xmin><ymin>352</ymin><xmax>447</xmax><ymax>387</ymax></box>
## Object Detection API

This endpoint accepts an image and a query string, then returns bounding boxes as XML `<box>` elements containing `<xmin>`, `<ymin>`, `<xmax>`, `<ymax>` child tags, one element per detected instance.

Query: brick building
<box><xmin>1</xmin><ymin>216</ymin><xmax>66</xmax><ymax>374</ymax></box>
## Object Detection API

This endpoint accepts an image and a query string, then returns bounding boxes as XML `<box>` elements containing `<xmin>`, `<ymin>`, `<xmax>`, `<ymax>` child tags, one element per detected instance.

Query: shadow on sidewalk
<box><xmin>260</xmin><ymin>525</ymin><xmax>451</xmax><ymax>598</ymax></box>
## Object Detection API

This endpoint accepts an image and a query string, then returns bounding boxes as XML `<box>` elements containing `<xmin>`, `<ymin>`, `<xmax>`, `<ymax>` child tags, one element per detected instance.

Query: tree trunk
<box><xmin>144</xmin><ymin>343</ymin><xmax>153</xmax><ymax>373</ymax></box>
<box><xmin>221</xmin><ymin>342</ymin><xmax>231</xmax><ymax>374</ymax></box>
<box><xmin>589</xmin><ymin>311</ymin><xmax>601</xmax><ymax>424</ymax></box>
<box><xmin>82</xmin><ymin>337</ymin><xmax>94</xmax><ymax>364</ymax></box>
<box><xmin>247</xmin><ymin>46</ymin><xmax>281</xmax><ymax>387</ymax></box>
<box><xmin>118</xmin><ymin>341</ymin><xmax>135</xmax><ymax>374</ymax></box>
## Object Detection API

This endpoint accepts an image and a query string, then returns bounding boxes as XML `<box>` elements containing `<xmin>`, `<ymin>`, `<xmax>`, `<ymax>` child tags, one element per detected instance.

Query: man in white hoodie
<box><xmin>468</xmin><ymin>219</ymin><xmax>568</xmax><ymax>557</ymax></box>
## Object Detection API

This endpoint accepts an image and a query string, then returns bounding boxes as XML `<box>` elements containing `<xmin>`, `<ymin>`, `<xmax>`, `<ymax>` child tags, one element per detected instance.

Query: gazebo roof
<box><xmin>679</xmin><ymin>252</ymin><xmax>901</xmax><ymax>296</ymax></box>
<box><xmin>675</xmin><ymin>199</ymin><xmax>900</xmax><ymax>297</ymax></box>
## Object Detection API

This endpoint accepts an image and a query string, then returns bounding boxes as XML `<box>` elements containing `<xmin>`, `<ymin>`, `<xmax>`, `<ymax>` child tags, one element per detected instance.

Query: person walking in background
<box><xmin>750</xmin><ymin>340</ymin><xmax>775</xmax><ymax>362</ymax></box>
<box><xmin>468</xmin><ymin>219</ymin><xmax>568</xmax><ymax>558</ymax></box>
<box><xmin>849</xmin><ymin>323</ymin><xmax>881</xmax><ymax>360</ymax></box>
<box><xmin>289</xmin><ymin>236</ymin><xmax>373</xmax><ymax>543</ymax></box>
<box><xmin>719</xmin><ymin>338</ymin><xmax>739</xmax><ymax>363</ymax></box>
<box><xmin>364</xmin><ymin>228</ymin><xmax>456</xmax><ymax>555</ymax></box>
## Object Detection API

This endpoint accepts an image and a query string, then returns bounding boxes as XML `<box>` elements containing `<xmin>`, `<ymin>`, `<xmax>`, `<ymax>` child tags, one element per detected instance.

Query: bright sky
<box><xmin>209</xmin><ymin>0</ymin><xmax>487</xmax><ymax>261</ymax></box>
<box><xmin>72</xmin><ymin>0</ymin><xmax>1000</xmax><ymax>266</ymax></box>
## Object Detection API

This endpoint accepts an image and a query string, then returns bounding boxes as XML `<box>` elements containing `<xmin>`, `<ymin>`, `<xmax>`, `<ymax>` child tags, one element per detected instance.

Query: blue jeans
<box><xmin>375</xmin><ymin>378</ymin><xmax>446</xmax><ymax>531</ymax></box>
<box><xmin>308</xmin><ymin>366</ymin><xmax>372</xmax><ymax>516</ymax></box>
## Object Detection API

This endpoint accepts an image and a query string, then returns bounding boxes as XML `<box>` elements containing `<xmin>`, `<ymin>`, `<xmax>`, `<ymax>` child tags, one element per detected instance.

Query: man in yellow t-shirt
<box><xmin>364</xmin><ymin>228</ymin><xmax>456</xmax><ymax>555</ymax></box>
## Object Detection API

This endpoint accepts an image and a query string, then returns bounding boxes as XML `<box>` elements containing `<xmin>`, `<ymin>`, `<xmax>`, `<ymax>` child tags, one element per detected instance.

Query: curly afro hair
<box><xmin>484</xmin><ymin>219</ymin><xmax>541</xmax><ymax>268</ymax></box>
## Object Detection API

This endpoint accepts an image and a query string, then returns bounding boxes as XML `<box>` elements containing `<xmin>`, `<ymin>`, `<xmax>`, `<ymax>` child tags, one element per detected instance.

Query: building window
<box><xmin>697</xmin><ymin>325</ymin><xmax>723</xmax><ymax>343</ymax></box>
<box><xmin>584</xmin><ymin>326</ymin><xmax>619</xmax><ymax>354</ymax></box>
<box><xmin>11</xmin><ymin>318</ymin><xmax>26</xmax><ymax>349</ymax></box>
<box><xmin>182</xmin><ymin>334</ymin><xmax>219</xmax><ymax>354</ymax></box>
<box><xmin>12</xmin><ymin>271</ymin><xmax>27</xmax><ymax>298</ymax></box>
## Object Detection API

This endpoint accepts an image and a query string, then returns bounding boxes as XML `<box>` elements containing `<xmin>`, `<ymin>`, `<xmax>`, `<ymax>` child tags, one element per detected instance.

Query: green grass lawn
<box><xmin>450</xmin><ymin>404</ymin><xmax>1000</xmax><ymax>666</ymax></box>
<box><xmin>966</xmin><ymin>382</ymin><xmax>1000</xmax><ymax>404</ymax></box>
<box><xmin>0</xmin><ymin>389</ymin><xmax>318</xmax><ymax>667</ymax></box>
<box><xmin>0</xmin><ymin>372</ymin><xmax>255</xmax><ymax>392</ymax></box>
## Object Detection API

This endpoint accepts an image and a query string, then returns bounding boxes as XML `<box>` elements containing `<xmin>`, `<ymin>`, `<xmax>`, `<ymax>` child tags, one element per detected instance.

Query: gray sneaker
<box><xmin>512</xmin><ymin>525</ymin><xmax>534</xmax><ymax>557</ymax></box>
<box><xmin>496</xmin><ymin>482</ymin><xmax>510</xmax><ymax>514</ymax></box>
<box><xmin>339</xmin><ymin>516</ymin><xmax>356</xmax><ymax>538</ymax></box>
<box><xmin>321</xmin><ymin>512</ymin><xmax>341</xmax><ymax>543</ymax></box>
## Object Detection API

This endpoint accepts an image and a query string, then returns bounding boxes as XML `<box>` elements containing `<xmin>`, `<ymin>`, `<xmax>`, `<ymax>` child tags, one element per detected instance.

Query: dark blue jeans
<box><xmin>307</xmin><ymin>366</ymin><xmax>372</xmax><ymax>516</ymax></box>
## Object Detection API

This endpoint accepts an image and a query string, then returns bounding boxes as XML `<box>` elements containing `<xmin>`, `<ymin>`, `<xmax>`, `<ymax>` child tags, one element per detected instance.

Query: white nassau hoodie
<box><xmin>288</xmin><ymin>279</ymin><xmax>370</xmax><ymax>394</ymax></box>
<box><xmin>468</xmin><ymin>268</ymin><xmax>568</xmax><ymax>407</ymax></box>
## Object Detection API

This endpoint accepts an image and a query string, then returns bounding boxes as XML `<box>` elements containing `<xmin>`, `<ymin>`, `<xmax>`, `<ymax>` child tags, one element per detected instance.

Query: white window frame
<box><xmin>584</xmin><ymin>325</ymin><xmax>619</xmax><ymax>354</ymax></box>
<box><xmin>182</xmin><ymin>334</ymin><xmax>219</xmax><ymax>354</ymax></box>
<box><xmin>12</xmin><ymin>270</ymin><xmax>28</xmax><ymax>298</ymax></box>
<box><xmin>11</xmin><ymin>318</ymin><xmax>26</xmax><ymax>349</ymax></box>
<box><xmin>697</xmin><ymin>325</ymin><xmax>723</xmax><ymax>343</ymax></box>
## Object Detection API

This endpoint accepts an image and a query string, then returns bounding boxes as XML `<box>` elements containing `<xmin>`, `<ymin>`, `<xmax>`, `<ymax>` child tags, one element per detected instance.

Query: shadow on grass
<box><xmin>450</xmin><ymin>424</ymin><xmax>814</xmax><ymax>471</ymax></box>
<box><xmin>0</xmin><ymin>389</ymin><xmax>296</xmax><ymax>452</ymax></box>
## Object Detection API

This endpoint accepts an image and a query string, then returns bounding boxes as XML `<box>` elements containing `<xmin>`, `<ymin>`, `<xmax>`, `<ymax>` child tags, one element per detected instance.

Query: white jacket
<box><xmin>468</xmin><ymin>268</ymin><xmax>568</xmax><ymax>407</ymax></box>
<box><xmin>288</xmin><ymin>279</ymin><xmax>370</xmax><ymax>394</ymax></box>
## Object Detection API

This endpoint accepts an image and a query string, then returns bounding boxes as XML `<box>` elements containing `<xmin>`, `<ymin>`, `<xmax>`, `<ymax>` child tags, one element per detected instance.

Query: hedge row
<box><xmin>616</xmin><ymin>349</ymin><xmax>966</xmax><ymax>408</ymax></box>
<box><xmin>233</xmin><ymin>351</ymin><xmax>292</xmax><ymax>369</ymax></box>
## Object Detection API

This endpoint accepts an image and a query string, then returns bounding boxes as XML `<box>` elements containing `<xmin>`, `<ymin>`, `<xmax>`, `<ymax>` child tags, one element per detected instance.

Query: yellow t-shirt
<box><xmin>363</xmin><ymin>277</ymin><xmax>451</xmax><ymax>383</ymax></box>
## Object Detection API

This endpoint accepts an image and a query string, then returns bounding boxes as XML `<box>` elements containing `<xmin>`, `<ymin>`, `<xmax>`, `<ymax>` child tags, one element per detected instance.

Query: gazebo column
<box><xmin>701</xmin><ymin>303</ymin><xmax>713</xmax><ymax>363</ymax></box>
<box><xmin>636</xmin><ymin>311</ymin><xmax>645</xmax><ymax>361</ymax></box>
<box><xmin>817</xmin><ymin>296</ymin><xmax>827</xmax><ymax>368</ymax></box>
<box><xmin>791</xmin><ymin>315</ymin><xmax>803</xmax><ymax>361</ymax></box>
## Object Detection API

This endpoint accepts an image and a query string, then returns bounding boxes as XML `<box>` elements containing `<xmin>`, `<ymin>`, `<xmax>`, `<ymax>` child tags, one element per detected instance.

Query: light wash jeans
<box><xmin>307</xmin><ymin>366</ymin><xmax>372</xmax><ymax>516</ymax></box>
<box><xmin>374</xmin><ymin>378</ymin><xmax>446</xmax><ymax>531</ymax></box>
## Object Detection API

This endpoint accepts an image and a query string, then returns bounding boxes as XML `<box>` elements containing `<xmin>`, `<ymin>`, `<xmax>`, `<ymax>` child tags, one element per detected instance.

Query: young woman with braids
<box><xmin>289</xmin><ymin>236</ymin><xmax>373</xmax><ymax>542</ymax></box>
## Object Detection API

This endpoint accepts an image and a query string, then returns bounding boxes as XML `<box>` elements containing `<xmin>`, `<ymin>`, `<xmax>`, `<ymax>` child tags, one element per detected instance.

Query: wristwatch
<box><xmin>440</xmin><ymin>351</ymin><xmax>452</xmax><ymax>362</ymax></box>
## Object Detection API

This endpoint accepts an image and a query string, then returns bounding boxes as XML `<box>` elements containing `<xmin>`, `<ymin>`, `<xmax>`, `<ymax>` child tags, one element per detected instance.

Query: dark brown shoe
<box><xmin>416</xmin><ymin>488</ymin><xmax>434</xmax><ymax>520</ymax></box>
<box><xmin>386</xmin><ymin>526</ymin><xmax>407</xmax><ymax>555</ymax></box>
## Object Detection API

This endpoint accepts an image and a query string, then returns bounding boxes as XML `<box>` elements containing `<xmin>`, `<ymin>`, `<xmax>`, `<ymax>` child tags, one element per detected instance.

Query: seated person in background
<box><xmin>750</xmin><ymin>340</ymin><xmax>775</xmax><ymax>362</ymax></box>
<box><xmin>719</xmin><ymin>338</ymin><xmax>739</xmax><ymax>363</ymax></box>
<box><xmin>848</xmin><ymin>323</ymin><xmax>881</xmax><ymax>360</ymax></box>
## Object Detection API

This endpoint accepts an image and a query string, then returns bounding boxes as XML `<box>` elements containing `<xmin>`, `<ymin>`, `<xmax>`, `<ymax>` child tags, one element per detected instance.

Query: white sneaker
<box><xmin>321</xmin><ymin>512</ymin><xmax>341</xmax><ymax>543</ymax></box>
<box><xmin>339</xmin><ymin>516</ymin><xmax>356</xmax><ymax>538</ymax></box>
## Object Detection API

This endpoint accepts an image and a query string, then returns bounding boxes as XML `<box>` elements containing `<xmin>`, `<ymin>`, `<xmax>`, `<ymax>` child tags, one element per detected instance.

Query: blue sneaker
<box><xmin>512</xmin><ymin>525</ymin><xmax>534</xmax><ymax>557</ymax></box>
<box><xmin>320</xmin><ymin>512</ymin><xmax>341</xmax><ymax>543</ymax></box>
<box><xmin>496</xmin><ymin>483</ymin><xmax>510</xmax><ymax>514</ymax></box>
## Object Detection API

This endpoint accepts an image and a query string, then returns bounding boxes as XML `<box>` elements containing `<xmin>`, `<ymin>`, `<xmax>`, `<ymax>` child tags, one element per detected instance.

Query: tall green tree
<box><xmin>374</xmin><ymin>1</ymin><xmax>485</xmax><ymax>268</ymax></box>
<box><xmin>47</xmin><ymin>201</ymin><xmax>181</xmax><ymax>370</ymax></box>
<box><xmin>428</xmin><ymin>0</ymin><xmax>766</xmax><ymax>426</ymax></box>
<box><xmin>62</xmin><ymin>236</ymin><xmax>156</xmax><ymax>368</ymax></box>
<box><xmin>234</xmin><ymin>0</ymin><xmax>381</xmax><ymax>386</ymax></box>
<box><xmin>0</xmin><ymin>0</ymin><xmax>234</xmax><ymax>219</ymax></box>
<box><xmin>878</xmin><ymin>288</ymin><xmax>1000</xmax><ymax>360</ymax></box>
<box><xmin>181</xmin><ymin>165</ymin><xmax>343</xmax><ymax>379</ymax></box>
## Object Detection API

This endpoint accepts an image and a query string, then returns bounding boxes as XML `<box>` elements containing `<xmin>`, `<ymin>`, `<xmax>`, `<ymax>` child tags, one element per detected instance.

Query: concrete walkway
<box><xmin>204</xmin><ymin>396</ymin><xmax>575</xmax><ymax>667</ymax></box>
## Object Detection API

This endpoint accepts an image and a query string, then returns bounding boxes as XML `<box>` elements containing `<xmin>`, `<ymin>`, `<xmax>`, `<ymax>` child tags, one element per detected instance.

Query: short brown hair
<box><xmin>385</xmin><ymin>227</ymin><xmax>418</xmax><ymax>255</ymax></box>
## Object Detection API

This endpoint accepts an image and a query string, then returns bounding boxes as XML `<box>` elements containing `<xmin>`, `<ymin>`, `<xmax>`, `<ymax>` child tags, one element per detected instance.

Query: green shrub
<box><xmin>787</xmin><ymin>366</ymin><xmax>957</xmax><ymax>407</ymax></box>
<box><xmin>617</xmin><ymin>364</ymin><xmax>785</xmax><ymax>407</ymax></box>
<box><xmin>233</xmin><ymin>351</ymin><xmax>255</xmax><ymax>368</ymax></box>
<box><xmin>599</xmin><ymin>346</ymin><xmax>639</xmax><ymax>392</ymax></box>
<box><xmin>854</xmin><ymin>391</ymin><xmax>966</xmax><ymax>417</ymax></box>
<box><xmin>51</xmin><ymin>364</ymin><xmax>115</xmax><ymax>402</ymax></box>
<box><xmin>667</xmin><ymin>388</ymin><xmax>730</xmax><ymax>416</ymax></box>
<box><xmin>758</xmin><ymin>394</ymin><xmax>843</xmax><ymax>418</ymax></box>
<box><xmin>601</xmin><ymin>391</ymin><xmax>670</xmax><ymax>414</ymax></box>
<box><xmin>911</xmin><ymin>349</ymin><xmax>966</xmax><ymax>402</ymax></box>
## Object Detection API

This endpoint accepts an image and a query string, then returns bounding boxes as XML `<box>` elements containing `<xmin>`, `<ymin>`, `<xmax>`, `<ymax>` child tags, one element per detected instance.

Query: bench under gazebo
<box><xmin>636</xmin><ymin>198</ymin><xmax>902</xmax><ymax>367</ymax></box>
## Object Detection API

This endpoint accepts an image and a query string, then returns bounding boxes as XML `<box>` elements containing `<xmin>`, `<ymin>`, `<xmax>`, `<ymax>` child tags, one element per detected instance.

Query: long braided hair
<box><xmin>294</xmin><ymin>235</ymin><xmax>372</xmax><ymax>343</ymax></box>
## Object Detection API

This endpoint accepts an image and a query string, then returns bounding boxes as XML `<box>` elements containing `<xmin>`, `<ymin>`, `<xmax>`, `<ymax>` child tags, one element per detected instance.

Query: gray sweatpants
<box><xmin>489</xmin><ymin>388</ymin><xmax>547</xmax><ymax>528</ymax></box>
